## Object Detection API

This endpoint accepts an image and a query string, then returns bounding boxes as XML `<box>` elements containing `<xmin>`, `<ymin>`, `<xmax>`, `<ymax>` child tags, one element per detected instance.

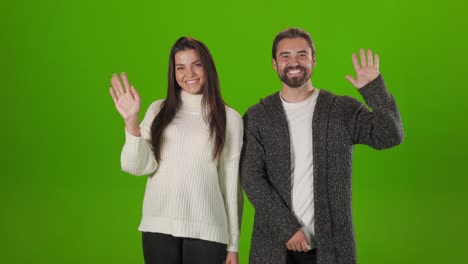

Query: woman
<box><xmin>109</xmin><ymin>37</ymin><xmax>243</xmax><ymax>264</ymax></box>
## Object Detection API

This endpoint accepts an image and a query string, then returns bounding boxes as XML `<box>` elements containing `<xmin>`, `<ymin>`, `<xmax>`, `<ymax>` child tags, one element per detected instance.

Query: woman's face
<box><xmin>174</xmin><ymin>49</ymin><xmax>206</xmax><ymax>95</ymax></box>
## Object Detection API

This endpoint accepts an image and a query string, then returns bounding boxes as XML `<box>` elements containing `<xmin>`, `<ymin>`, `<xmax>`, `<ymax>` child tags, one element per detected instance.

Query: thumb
<box><xmin>345</xmin><ymin>75</ymin><xmax>358</xmax><ymax>88</ymax></box>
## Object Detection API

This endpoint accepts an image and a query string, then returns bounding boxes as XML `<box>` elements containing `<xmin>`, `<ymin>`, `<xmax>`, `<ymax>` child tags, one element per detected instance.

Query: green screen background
<box><xmin>3</xmin><ymin>0</ymin><xmax>467</xmax><ymax>263</ymax></box>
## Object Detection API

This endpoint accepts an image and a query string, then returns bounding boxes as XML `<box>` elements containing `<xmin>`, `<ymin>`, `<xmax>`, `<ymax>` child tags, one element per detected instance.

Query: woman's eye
<box><xmin>176</xmin><ymin>67</ymin><xmax>183</xmax><ymax>71</ymax></box>
<box><xmin>195</xmin><ymin>63</ymin><xmax>202</xmax><ymax>67</ymax></box>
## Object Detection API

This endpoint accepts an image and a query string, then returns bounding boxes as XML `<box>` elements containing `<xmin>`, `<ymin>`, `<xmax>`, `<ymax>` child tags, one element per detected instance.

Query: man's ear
<box><xmin>312</xmin><ymin>56</ymin><xmax>317</xmax><ymax>67</ymax></box>
<box><xmin>273</xmin><ymin>58</ymin><xmax>277</xmax><ymax>71</ymax></box>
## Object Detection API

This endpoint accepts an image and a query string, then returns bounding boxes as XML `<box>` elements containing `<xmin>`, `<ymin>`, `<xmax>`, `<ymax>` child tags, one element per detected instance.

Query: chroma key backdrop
<box><xmin>3</xmin><ymin>0</ymin><xmax>468</xmax><ymax>263</ymax></box>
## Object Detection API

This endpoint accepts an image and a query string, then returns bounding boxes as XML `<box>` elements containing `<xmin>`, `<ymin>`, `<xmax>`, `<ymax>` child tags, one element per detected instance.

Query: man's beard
<box><xmin>279</xmin><ymin>65</ymin><xmax>311</xmax><ymax>88</ymax></box>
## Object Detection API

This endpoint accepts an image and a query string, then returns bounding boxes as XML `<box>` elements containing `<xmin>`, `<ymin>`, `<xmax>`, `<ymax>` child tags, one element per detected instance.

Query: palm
<box><xmin>345</xmin><ymin>48</ymin><xmax>380</xmax><ymax>89</ymax></box>
<box><xmin>114</xmin><ymin>89</ymin><xmax>140</xmax><ymax>119</ymax></box>
<box><xmin>109</xmin><ymin>73</ymin><xmax>141</xmax><ymax>121</ymax></box>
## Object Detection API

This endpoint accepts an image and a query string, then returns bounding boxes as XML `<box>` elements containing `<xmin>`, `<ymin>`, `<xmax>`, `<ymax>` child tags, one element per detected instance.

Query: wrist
<box><xmin>123</xmin><ymin>114</ymin><xmax>139</xmax><ymax>124</ymax></box>
<box><xmin>124</xmin><ymin>117</ymin><xmax>141</xmax><ymax>137</ymax></box>
<box><xmin>125</xmin><ymin>127</ymin><xmax>141</xmax><ymax>137</ymax></box>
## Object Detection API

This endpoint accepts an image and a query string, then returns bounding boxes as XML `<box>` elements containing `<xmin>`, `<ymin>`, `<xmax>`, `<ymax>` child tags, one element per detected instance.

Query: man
<box><xmin>240</xmin><ymin>28</ymin><xmax>404</xmax><ymax>264</ymax></box>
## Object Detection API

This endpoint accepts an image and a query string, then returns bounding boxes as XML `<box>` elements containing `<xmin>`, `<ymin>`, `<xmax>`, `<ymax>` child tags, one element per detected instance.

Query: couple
<box><xmin>109</xmin><ymin>28</ymin><xmax>404</xmax><ymax>264</ymax></box>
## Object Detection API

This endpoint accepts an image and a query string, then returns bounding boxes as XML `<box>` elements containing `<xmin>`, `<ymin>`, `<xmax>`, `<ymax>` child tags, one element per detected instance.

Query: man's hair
<box><xmin>272</xmin><ymin>28</ymin><xmax>315</xmax><ymax>59</ymax></box>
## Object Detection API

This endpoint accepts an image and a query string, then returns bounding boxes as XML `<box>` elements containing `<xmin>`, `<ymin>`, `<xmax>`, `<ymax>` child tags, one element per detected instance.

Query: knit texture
<box><xmin>121</xmin><ymin>90</ymin><xmax>244</xmax><ymax>252</ymax></box>
<box><xmin>240</xmin><ymin>75</ymin><xmax>404</xmax><ymax>264</ymax></box>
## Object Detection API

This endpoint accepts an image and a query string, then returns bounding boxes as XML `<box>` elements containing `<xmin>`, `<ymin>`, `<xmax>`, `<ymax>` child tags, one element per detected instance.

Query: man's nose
<box><xmin>290</xmin><ymin>56</ymin><xmax>300</xmax><ymax>67</ymax></box>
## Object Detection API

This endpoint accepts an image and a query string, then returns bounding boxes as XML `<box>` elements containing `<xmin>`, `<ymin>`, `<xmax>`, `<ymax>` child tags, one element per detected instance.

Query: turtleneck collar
<box><xmin>180</xmin><ymin>89</ymin><xmax>203</xmax><ymax>112</ymax></box>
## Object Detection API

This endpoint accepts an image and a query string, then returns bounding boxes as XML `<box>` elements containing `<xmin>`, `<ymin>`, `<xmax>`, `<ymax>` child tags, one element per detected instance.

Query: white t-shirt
<box><xmin>280</xmin><ymin>89</ymin><xmax>320</xmax><ymax>247</ymax></box>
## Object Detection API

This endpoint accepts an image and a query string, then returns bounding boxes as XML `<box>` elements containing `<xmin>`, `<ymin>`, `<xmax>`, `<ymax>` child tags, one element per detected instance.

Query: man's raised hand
<box><xmin>345</xmin><ymin>48</ymin><xmax>380</xmax><ymax>89</ymax></box>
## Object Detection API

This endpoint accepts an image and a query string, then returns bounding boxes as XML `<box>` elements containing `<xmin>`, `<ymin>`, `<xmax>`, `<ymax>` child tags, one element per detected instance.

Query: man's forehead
<box><xmin>277</xmin><ymin>38</ymin><xmax>311</xmax><ymax>52</ymax></box>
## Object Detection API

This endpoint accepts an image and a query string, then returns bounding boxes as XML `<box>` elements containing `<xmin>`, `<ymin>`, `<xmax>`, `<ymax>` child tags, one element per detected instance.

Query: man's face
<box><xmin>273</xmin><ymin>37</ymin><xmax>315</xmax><ymax>88</ymax></box>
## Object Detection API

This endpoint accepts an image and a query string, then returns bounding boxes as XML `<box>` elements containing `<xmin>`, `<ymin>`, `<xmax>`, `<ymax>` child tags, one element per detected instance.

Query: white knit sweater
<box><xmin>120</xmin><ymin>90</ymin><xmax>243</xmax><ymax>252</ymax></box>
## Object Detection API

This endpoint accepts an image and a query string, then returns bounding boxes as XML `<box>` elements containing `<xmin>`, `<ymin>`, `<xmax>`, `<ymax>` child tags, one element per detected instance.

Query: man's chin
<box><xmin>283</xmin><ymin>78</ymin><xmax>307</xmax><ymax>88</ymax></box>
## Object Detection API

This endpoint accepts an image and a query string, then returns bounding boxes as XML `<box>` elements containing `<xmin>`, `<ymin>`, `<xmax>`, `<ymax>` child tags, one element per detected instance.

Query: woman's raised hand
<box><xmin>109</xmin><ymin>72</ymin><xmax>142</xmax><ymax>136</ymax></box>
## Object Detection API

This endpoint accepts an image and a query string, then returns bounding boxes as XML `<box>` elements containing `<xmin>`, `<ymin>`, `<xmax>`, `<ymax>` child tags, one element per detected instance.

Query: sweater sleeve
<box><xmin>240</xmin><ymin>108</ymin><xmax>302</xmax><ymax>244</ymax></box>
<box><xmin>120</xmin><ymin>101</ymin><xmax>162</xmax><ymax>176</ymax></box>
<box><xmin>218</xmin><ymin>109</ymin><xmax>244</xmax><ymax>252</ymax></box>
<box><xmin>343</xmin><ymin>74</ymin><xmax>404</xmax><ymax>149</ymax></box>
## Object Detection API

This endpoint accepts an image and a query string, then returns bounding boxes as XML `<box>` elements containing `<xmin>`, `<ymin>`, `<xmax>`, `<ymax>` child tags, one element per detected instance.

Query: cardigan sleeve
<box><xmin>342</xmin><ymin>74</ymin><xmax>404</xmax><ymax>149</ymax></box>
<box><xmin>240</xmin><ymin>108</ymin><xmax>302</xmax><ymax>244</ymax></box>
<box><xmin>218</xmin><ymin>108</ymin><xmax>244</xmax><ymax>252</ymax></box>
<box><xmin>120</xmin><ymin>100</ymin><xmax>162</xmax><ymax>176</ymax></box>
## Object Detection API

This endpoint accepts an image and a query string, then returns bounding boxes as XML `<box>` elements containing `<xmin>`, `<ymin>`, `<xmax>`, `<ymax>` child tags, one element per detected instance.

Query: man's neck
<box><xmin>280</xmin><ymin>81</ymin><xmax>316</xmax><ymax>103</ymax></box>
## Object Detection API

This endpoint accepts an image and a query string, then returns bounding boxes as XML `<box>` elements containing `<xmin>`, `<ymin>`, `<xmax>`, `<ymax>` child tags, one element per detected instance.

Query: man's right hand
<box><xmin>109</xmin><ymin>72</ymin><xmax>141</xmax><ymax>136</ymax></box>
<box><xmin>286</xmin><ymin>229</ymin><xmax>310</xmax><ymax>252</ymax></box>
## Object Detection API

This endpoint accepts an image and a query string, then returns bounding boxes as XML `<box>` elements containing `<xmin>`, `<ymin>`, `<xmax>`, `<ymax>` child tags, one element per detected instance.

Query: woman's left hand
<box><xmin>226</xmin><ymin>251</ymin><xmax>238</xmax><ymax>264</ymax></box>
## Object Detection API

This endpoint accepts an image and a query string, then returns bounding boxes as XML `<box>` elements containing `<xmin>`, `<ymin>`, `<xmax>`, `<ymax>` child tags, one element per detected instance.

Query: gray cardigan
<box><xmin>240</xmin><ymin>75</ymin><xmax>404</xmax><ymax>264</ymax></box>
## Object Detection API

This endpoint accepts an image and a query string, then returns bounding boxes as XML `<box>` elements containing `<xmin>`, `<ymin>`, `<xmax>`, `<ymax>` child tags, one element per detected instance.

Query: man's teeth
<box><xmin>288</xmin><ymin>69</ymin><xmax>301</xmax><ymax>74</ymax></box>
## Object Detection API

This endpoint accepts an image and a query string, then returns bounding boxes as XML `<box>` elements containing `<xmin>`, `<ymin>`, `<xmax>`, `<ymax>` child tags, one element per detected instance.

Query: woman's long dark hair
<box><xmin>150</xmin><ymin>37</ymin><xmax>226</xmax><ymax>162</ymax></box>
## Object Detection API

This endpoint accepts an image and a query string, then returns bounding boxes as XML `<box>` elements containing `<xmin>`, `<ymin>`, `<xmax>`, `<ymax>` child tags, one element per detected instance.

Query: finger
<box><xmin>359</xmin><ymin>48</ymin><xmax>366</xmax><ymax>67</ymax></box>
<box><xmin>286</xmin><ymin>242</ymin><xmax>292</xmax><ymax>251</ymax></box>
<box><xmin>345</xmin><ymin>75</ymin><xmax>358</xmax><ymax>87</ymax></box>
<box><xmin>292</xmin><ymin>242</ymin><xmax>300</xmax><ymax>252</ymax></box>
<box><xmin>109</xmin><ymin>87</ymin><xmax>118</xmax><ymax>104</ymax></box>
<box><xmin>111</xmin><ymin>74</ymin><xmax>124</xmax><ymax>96</ymax></box>
<box><xmin>130</xmin><ymin>85</ymin><xmax>139</xmax><ymax>101</ymax></box>
<box><xmin>120</xmin><ymin>72</ymin><xmax>131</xmax><ymax>93</ymax></box>
<box><xmin>289</xmin><ymin>242</ymin><xmax>295</xmax><ymax>251</ymax></box>
<box><xmin>351</xmin><ymin>53</ymin><xmax>360</xmax><ymax>71</ymax></box>
<box><xmin>367</xmin><ymin>49</ymin><xmax>373</xmax><ymax>67</ymax></box>
<box><xmin>289</xmin><ymin>243</ymin><xmax>296</xmax><ymax>251</ymax></box>
<box><xmin>110</xmin><ymin>75</ymin><xmax>119</xmax><ymax>97</ymax></box>
<box><xmin>301</xmin><ymin>240</ymin><xmax>310</xmax><ymax>252</ymax></box>
<box><xmin>374</xmin><ymin>53</ymin><xmax>380</xmax><ymax>70</ymax></box>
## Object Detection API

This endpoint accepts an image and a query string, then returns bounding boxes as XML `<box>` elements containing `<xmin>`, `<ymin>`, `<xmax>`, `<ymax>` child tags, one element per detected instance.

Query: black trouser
<box><xmin>142</xmin><ymin>232</ymin><xmax>227</xmax><ymax>264</ymax></box>
<box><xmin>286</xmin><ymin>248</ymin><xmax>317</xmax><ymax>264</ymax></box>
